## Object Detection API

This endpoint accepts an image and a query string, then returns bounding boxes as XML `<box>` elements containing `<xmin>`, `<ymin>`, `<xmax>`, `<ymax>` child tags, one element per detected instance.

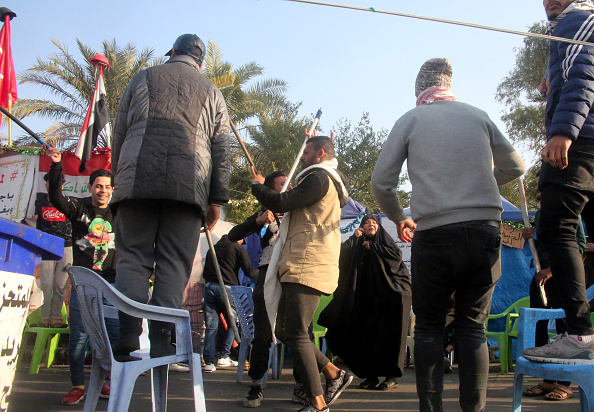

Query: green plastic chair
<box><xmin>312</xmin><ymin>294</ymin><xmax>333</xmax><ymax>361</ymax></box>
<box><xmin>17</xmin><ymin>304</ymin><xmax>69</xmax><ymax>374</ymax></box>
<box><xmin>485</xmin><ymin>296</ymin><xmax>530</xmax><ymax>374</ymax></box>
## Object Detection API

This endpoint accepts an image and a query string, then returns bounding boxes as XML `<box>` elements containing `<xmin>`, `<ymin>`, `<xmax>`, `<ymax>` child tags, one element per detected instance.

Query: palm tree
<box><xmin>202</xmin><ymin>40</ymin><xmax>288</xmax><ymax>126</ymax></box>
<box><xmin>11</xmin><ymin>39</ymin><xmax>162</xmax><ymax>149</ymax></box>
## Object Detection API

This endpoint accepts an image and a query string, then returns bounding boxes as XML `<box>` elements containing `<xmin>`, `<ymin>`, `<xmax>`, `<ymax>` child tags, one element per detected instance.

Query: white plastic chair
<box><xmin>68</xmin><ymin>266</ymin><xmax>206</xmax><ymax>412</ymax></box>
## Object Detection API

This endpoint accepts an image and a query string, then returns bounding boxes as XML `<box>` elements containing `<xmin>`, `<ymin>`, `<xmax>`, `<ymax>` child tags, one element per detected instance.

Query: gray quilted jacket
<box><xmin>111</xmin><ymin>55</ymin><xmax>231</xmax><ymax>216</ymax></box>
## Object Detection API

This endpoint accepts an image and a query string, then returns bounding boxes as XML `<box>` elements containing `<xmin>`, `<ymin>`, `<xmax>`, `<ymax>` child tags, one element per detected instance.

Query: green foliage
<box><xmin>203</xmin><ymin>41</ymin><xmax>288</xmax><ymax>126</ymax></box>
<box><xmin>496</xmin><ymin>21</ymin><xmax>549</xmax><ymax>156</ymax></box>
<box><xmin>496</xmin><ymin>21</ymin><xmax>548</xmax><ymax>208</ymax></box>
<box><xmin>12</xmin><ymin>39</ymin><xmax>162</xmax><ymax>149</ymax></box>
<box><xmin>332</xmin><ymin>112</ymin><xmax>410</xmax><ymax>212</ymax></box>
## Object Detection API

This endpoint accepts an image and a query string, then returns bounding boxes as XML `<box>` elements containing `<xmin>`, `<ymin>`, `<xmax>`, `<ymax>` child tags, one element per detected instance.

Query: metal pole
<box><xmin>203</xmin><ymin>223</ymin><xmax>241</xmax><ymax>344</ymax></box>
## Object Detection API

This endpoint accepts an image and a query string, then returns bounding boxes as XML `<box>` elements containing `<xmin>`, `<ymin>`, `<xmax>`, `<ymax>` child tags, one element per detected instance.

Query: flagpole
<box><xmin>280</xmin><ymin>109</ymin><xmax>322</xmax><ymax>193</ymax></box>
<box><xmin>7</xmin><ymin>97</ymin><xmax>12</xmax><ymax>145</ymax></box>
<box><xmin>0</xmin><ymin>105</ymin><xmax>50</xmax><ymax>147</ymax></box>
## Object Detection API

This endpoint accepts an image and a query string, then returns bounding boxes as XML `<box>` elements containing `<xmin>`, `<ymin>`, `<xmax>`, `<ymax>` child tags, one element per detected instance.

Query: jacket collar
<box><xmin>166</xmin><ymin>54</ymin><xmax>201</xmax><ymax>71</ymax></box>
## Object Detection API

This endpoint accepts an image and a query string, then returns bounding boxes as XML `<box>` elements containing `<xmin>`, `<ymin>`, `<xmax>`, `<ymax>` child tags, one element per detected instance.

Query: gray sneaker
<box><xmin>324</xmin><ymin>369</ymin><xmax>353</xmax><ymax>406</ymax></box>
<box><xmin>243</xmin><ymin>385</ymin><xmax>263</xmax><ymax>408</ymax></box>
<box><xmin>523</xmin><ymin>333</ymin><xmax>594</xmax><ymax>365</ymax></box>
<box><xmin>291</xmin><ymin>382</ymin><xmax>308</xmax><ymax>405</ymax></box>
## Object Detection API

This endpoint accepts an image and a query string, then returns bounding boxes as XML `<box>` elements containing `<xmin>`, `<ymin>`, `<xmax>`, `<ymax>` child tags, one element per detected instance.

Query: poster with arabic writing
<box><xmin>0</xmin><ymin>270</ymin><xmax>34</xmax><ymax>410</ymax></box>
<box><xmin>0</xmin><ymin>153</ymin><xmax>38</xmax><ymax>222</ymax></box>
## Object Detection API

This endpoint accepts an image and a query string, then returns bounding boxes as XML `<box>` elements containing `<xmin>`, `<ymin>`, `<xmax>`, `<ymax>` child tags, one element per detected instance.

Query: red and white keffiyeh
<box><xmin>416</xmin><ymin>86</ymin><xmax>457</xmax><ymax>106</ymax></box>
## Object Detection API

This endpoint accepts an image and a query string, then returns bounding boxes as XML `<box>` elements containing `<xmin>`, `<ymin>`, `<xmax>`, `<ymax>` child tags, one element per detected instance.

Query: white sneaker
<box><xmin>217</xmin><ymin>357</ymin><xmax>239</xmax><ymax>368</ymax></box>
<box><xmin>203</xmin><ymin>363</ymin><xmax>216</xmax><ymax>373</ymax></box>
<box><xmin>169</xmin><ymin>363</ymin><xmax>190</xmax><ymax>373</ymax></box>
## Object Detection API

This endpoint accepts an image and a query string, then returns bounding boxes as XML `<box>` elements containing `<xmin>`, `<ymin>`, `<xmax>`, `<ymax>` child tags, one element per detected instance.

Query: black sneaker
<box><xmin>243</xmin><ymin>385</ymin><xmax>263</xmax><ymax>408</ymax></box>
<box><xmin>324</xmin><ymin>370</ymin><xmax>353</xmax><ymax>406</ymax></box>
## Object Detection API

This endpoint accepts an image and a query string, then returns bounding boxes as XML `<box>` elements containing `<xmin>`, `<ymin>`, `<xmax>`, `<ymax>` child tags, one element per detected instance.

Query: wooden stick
<box><xmin>517</xmin><ymin>177</ymin><xmax>546</xmax><ymax>305</ymax></box>
<box><xmin>230</xmin><ymin>120</ymin><xmax>256</xmax><ymax>177</ymax></box>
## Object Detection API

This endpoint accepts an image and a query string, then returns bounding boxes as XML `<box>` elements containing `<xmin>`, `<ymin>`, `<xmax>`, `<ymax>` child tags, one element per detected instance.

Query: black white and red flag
<box><xmin>75</xmin><ymin>71</ymin><xmax>110</xmax><ymax>172</ymax></box>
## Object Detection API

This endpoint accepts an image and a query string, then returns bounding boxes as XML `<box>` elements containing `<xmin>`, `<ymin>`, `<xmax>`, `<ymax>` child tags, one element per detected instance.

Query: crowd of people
<box><xmin>29</xmin><ymin>0</ymin><xmax>594</xmax><ymax>410</ymax></box>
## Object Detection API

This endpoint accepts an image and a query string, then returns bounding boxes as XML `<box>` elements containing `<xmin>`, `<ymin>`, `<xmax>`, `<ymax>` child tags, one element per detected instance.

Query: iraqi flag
<box><xmin>75</xmin><ymin>72</ymin><xmax>110</xmax><ymax>172</ymax></box>
<box><xmin>0</xmin><ymin>12</ymin><xmax>17</xmax><ymax>120</ymax></box>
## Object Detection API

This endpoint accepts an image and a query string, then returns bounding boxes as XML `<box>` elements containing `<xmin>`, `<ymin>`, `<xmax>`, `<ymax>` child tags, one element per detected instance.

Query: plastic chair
<box><xmin>229</xmin><ymin>286</ymin><xmax>255</xmax><ymax>384</ymax></box>
<box><xmin>267</xmin><ymin>293</ymin><xmax>334</xmax><ymax>380</ymax></box>
<box><xmin>485</xmin><ymin>296</ymin><xmax>530</xmax><ymax>374</ymax></box>
<box><xmin>17</xmin><ymin>304</ymin><xmax>69</xmax><ymax>374</ymax></box>
<box><xmin>67</xmin><ymin>266</ymin><xmax>206</xmax><ymax>412</ymax></box>
<box><xmin>312</xmin><ymin>294</ymin><xmax>333</xmax><ymax>361</ymax></box>
<box><xmin>513</xmin><ymin>285</ymin><xmax>594</xmax><ymax>412</ymax></box>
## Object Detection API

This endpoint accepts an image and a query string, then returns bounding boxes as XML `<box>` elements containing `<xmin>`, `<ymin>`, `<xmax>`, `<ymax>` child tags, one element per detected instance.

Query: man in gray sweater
<box><xmin>371</xmin><ymin>58</ymin><xmax>525</xmax><ymax>412</ymax></box>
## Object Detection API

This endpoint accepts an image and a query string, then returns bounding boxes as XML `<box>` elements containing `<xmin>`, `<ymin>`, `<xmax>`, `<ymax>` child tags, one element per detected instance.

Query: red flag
<box><xmin>75</xmin><ymin>69</ymin><xmax>109</xmax><ymax>172</ymax></box>
<box><xmin>0</xmin><ymin>14</ymin><xmax>17</xmax><ymax>120</ymax></box>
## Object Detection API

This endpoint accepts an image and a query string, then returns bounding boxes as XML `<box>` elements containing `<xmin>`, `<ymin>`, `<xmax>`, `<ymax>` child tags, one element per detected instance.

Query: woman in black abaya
<box><xmin>319</xmin><ymin>214</ymin><xmax>412</xmax><ymax>390</ymax></box>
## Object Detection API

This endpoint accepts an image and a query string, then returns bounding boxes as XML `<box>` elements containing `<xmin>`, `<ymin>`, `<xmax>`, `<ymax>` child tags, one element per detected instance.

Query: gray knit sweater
<box><xmin>371</xmin><ymin>100</ymin><xmax>525</xmax><ymax>231</ymax></box>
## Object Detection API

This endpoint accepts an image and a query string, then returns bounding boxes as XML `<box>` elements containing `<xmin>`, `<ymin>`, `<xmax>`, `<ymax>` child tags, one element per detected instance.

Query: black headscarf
<box><xmin>319</xmin><ymin>215</ymin><xmax>412</xmax><ymax>378</ymax></box>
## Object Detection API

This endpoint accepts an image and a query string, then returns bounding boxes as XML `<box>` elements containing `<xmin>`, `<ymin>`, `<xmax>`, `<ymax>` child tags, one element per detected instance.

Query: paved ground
<box><xmin>6</xmin><ymin>359</ymin><xmax>583</xmax><ymax>411</ymax></box>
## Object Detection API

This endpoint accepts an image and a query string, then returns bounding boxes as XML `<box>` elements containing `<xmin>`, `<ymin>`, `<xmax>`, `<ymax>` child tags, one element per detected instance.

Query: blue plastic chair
<box><xmin>513</xmin><ymin>285</ymin><xmax>594</xmax><ymax>412</ymax></box>
<box><xmin>229</xmin><ymin>287</ymin><xmax>255</xmax><ymax>383</ymax></box>
<box><xmin>68</xmin><ymin>266</ymin><xmax>206</xmax><ymax>412</ymax></box>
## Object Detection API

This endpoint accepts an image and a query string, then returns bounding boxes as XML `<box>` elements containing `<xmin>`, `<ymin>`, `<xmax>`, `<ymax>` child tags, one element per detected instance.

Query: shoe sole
<box><xmin>62</xmin><ymin>395</ymin><xmax>85</xmax><ymax>405</ymax></box>
<box><xmin>291</xmin><ymin>396</ymin><xmax>308</xmax><ymax>405</ymax></box>
<box><xmin>326</xmin><ymin>373</ymin><xmax>354</xmax><ymax>406</ymax></box>
<box><xmin>243</xmin><ymin>398</ymin><xmax>263</xmax><ymax>408</ymax></box>
<box><xmin>524</xmin><ymin>355</ymin><xmax>594</xmax><ymax>365</ymax></box>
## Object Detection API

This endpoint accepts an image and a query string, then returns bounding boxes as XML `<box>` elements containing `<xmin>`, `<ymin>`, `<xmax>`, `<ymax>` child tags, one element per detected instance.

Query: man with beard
<box><xmin>251</xmin><ymin>136</ymin><xmax>352</xmax><ymax>412</ymax></box>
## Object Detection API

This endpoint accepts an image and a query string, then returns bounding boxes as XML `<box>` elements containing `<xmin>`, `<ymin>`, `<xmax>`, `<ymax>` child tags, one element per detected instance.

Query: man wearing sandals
<box><xmin>522</xmin><ymin>0</ymin><xmax>594</xmax><ymax>367</ymax></box>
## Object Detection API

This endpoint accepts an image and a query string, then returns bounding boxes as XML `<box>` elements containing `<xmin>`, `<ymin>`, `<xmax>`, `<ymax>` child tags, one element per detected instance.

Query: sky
<box><xmin>3</xmin><ymin>0</ymin><xmax>545</xmax><ymax>165</ymax></box>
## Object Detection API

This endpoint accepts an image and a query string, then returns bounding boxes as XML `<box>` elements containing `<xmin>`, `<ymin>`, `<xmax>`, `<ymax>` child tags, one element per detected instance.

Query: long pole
<box><xmin>230</xmin><ymin>120</ymin><xmax>256</xmax><ymax>176</ymax></box>
<box><xmin>0</xmin><ymin>105</ymin><xmax>50</xmax><ymax>147</ymax></box>
<box><xmin>517</xmin><ymin>177</ymin><xmax>546</xmax><ymax>305</ymax></box>
<box><xmin>283</xmin><ymin>0</ymin><xmax>594</xmax><ymax>47</ymax></box>
<box><xmin>281</xmin><ymin>109</ymin><xmax>322</xmax><ymax>192</ymax></box>
<box><xmin>203</xmin><ymin>223</ymin><xmax>241</xmax><ymax>344</ymax></box>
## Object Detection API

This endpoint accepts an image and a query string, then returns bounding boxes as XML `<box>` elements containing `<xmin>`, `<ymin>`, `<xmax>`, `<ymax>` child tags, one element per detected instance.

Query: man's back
<box><xmin>374</xmin><ymin>100</ymin><xmax>524</xmax><ymax>231</ymax></box>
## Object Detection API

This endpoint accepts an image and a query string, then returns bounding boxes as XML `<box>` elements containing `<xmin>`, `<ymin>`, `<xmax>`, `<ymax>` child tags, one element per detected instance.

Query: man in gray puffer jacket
<box><xmin>111</xmin><ymin>33</ymin><xmax>231</xmax><ymax>359</ymax></box>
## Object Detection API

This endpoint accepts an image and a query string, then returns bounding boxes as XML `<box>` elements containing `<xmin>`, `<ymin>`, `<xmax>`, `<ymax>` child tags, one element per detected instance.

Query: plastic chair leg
<box><xmin>191</xmin><ymin>353</ymin><xmax>207</xmax><ymax>412</ymax></box>
<box><xmin>29</xmin><ymin>331</ymin><xmax>50</xmax><ymax>374</ymax></box>
<box><xmin>151</xmin><ymin>365</ymin><xmax>169</xmax><ymax>412</ymax></box>
<box><xmin>83</xmin><ymin>363</ymin><xmax>109</xmax><ymax>412</ymax></box>
<box><xmin>46</xmin><ymin>333</ymin><xmax>61</xmax><ymax>368</ymax></box>
<box><xmin>494</xmin><ymin>336</ymin><xmax>508</xmax><ymax>374</ymax></box>
<box><xmin>513</xmin><ymin>372</ymin><xmax>524</xmax><ymax>412</ymax></box>
<box><xmin>236</xmin><ymin>340</ymin><xmax>250</xmax><ymax>383</ymax></box>
<box><xmin>105</xmin><ymin>363</ymin><xmax>135</xmax><ymax>412</ymax></box>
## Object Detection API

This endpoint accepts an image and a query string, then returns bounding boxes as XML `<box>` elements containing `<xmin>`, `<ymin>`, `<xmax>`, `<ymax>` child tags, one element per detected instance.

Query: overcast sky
<box><xmin>4</xmin><ymin>0</ymin><xmax>545</xmax><ymax>164</ymax></box>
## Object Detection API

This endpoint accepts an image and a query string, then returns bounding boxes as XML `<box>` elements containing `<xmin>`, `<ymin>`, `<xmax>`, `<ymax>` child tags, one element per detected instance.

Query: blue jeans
<box><xmin>68</xmin><ymin>287</ymin><xmax>119</xmax><ymax>387</ymax></box>
<box><xmin>538</xmin><ymin>137</ymin><xmax>594</xmax><ymax>335</ymax></box>
<box><xmin>411</xmin><ymin>221</ymin><xmax>501</xmax><ymax>412</ymax></box>
<box><xmin>202</xmin><ymin>282</ymin><xmax>237</xmax><ymax>365</ymax></box>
